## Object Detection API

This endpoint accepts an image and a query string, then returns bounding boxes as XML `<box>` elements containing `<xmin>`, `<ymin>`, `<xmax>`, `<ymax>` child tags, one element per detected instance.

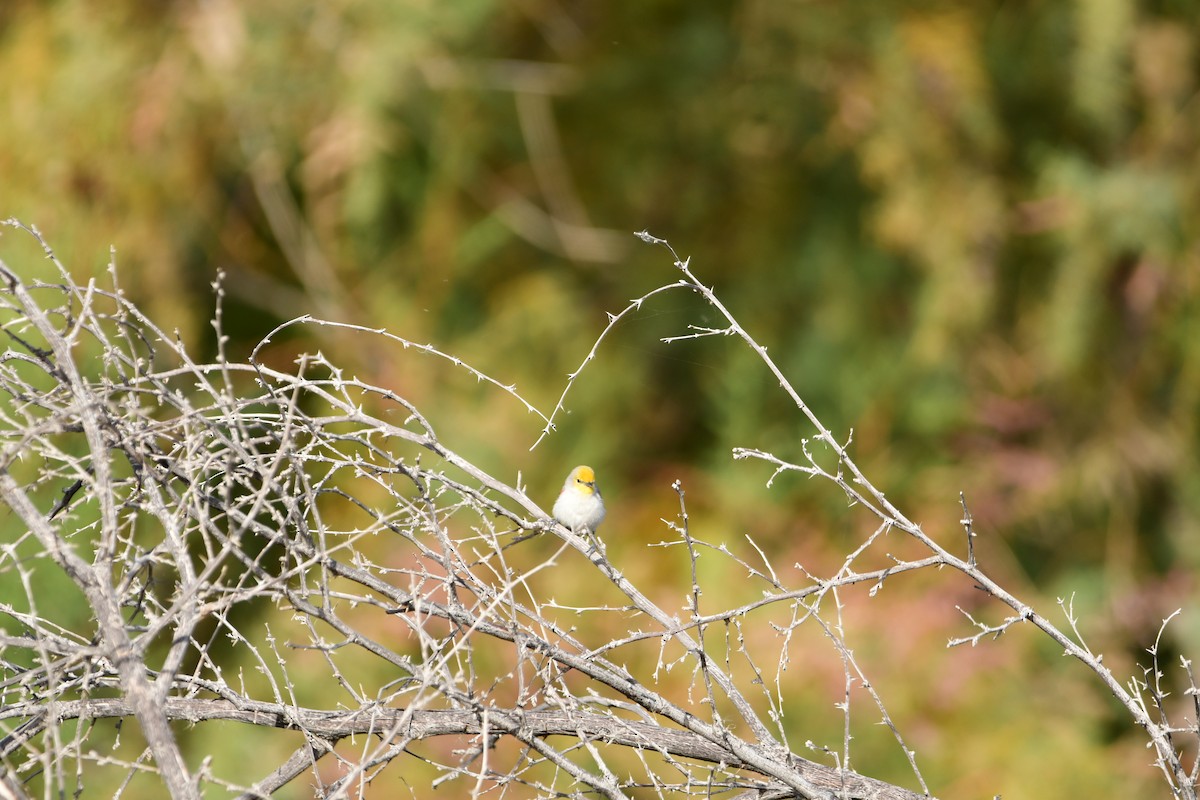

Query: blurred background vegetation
<box><xmin>2</xmin><ymin>0</ymin><xmax>1199</xmax><ymax>796</ymax></box>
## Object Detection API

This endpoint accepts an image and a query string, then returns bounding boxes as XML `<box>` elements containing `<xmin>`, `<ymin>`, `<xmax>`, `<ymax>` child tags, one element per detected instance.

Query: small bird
<box><xmin>552</xmin><ymin>465</ymin><xmax>606</xmax><ymax>534</ymax></box>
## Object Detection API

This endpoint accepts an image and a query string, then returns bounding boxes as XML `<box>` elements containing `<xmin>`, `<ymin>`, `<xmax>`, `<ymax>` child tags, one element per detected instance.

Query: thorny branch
<box><xmin>0</xmin><ymin>222</ymin><xmax>1194</xmax><ymax>799</ymax></box>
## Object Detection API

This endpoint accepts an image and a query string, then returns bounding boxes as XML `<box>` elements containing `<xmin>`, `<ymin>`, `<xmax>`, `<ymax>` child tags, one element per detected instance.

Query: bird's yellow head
<box><xmin>571</xmin><ymin>465</ymin><xmax>596</xmax><ymax>491</ymax></box>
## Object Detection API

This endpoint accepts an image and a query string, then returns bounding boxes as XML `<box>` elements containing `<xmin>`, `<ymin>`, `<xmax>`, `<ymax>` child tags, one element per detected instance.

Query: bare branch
<box><xmin>2</xmin><ymin>222</ymin><xmax>1193</xmax><ymax>800</ymax></box>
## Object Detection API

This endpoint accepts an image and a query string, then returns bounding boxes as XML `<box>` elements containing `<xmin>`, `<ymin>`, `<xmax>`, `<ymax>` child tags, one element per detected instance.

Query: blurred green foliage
<box><xmin>2</xmin><ymin>0</ymin><xmax>1199</xmax><ymax>796</ymax></box>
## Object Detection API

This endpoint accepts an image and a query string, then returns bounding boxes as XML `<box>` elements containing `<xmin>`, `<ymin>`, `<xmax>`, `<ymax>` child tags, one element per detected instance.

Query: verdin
<box><xmin>552</xmin><ymin>465</ymin><xmax>606</xmax><ymax>533</ymax></box>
